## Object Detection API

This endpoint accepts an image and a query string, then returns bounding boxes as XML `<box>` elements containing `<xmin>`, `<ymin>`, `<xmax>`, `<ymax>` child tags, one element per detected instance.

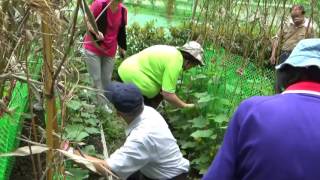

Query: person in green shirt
<box><xmin>118</xmin><ymin>41</ymin><xmax>204</xmax><ymax>109</ymax></box>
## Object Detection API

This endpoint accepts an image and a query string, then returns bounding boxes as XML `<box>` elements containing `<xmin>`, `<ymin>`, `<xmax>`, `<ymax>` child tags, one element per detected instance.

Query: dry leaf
<box><xmin>0</xmin><ymin>145</ymin><xmax>49</xmax><ymax>157</ymax></box>
<box><xmin>57</xmin><ymin>149</ymin><xmax>118</xmax><ymax>179</ymax></box>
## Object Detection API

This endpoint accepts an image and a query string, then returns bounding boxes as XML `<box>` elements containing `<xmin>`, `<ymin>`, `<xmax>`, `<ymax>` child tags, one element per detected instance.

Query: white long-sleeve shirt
<box><xmin>107</xmin><ymin>106</ymin><xmax>189</xmax><ymax>179</ymax></box>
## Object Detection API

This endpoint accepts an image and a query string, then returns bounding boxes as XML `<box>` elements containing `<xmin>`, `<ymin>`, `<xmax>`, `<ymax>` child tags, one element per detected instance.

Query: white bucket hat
<box><xmin>276</xmin><ymin>38</ymin><xmax>320</xmax><ymax>70</ymax></box>
<box><xmin>179</xmin><ymin>41</ymin><xmax>205</xmax><ymax>66</ymax></box>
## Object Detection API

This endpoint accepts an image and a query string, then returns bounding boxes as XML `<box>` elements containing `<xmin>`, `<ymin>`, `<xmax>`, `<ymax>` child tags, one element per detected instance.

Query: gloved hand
<box><xmin>119</xmin><ymin>48</ymin><xmax>126</xmax><ymax>59</ymax></box>
<box><xmin>184</xmin><ymin>103</ymin><xmax>195</xmax><ymax>108</ymax></box>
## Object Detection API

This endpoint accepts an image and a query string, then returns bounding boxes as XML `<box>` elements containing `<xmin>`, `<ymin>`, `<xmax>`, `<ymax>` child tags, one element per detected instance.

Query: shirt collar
<box><xmin>289</xmin><ymin>17</ymin><xmax>307</xmax><ymax>28</ymax></box>
<box><xmin>283</xmin><ymin>81</ymin><xmax>320</xmax><ymax>96</ymax></box>
<box><xmin>125</xmin><ymin>112</ymin><xmax>143</xmax><ymax>136</ymax></box>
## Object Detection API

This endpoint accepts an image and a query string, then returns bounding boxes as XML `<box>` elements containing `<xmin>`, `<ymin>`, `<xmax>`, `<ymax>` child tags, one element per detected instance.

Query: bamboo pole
<box><xmin>191</xmin><ymin>0</ymin><xmax>199</xmax><ymax>22</ymax></box>
<box><xmin>41</xmin><ymin>8</ymin><xmax>58</xmax><ymax>180</ymax></box>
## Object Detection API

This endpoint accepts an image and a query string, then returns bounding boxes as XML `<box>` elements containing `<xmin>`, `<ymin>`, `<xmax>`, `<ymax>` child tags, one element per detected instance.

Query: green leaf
<box><xmin>67</xmin><ymin>100</ymin><xmax>82</xmax><ymax>111</ymax></box>
<box><xmin>197</xmin><ymin>94</ymin><xmax>215</xmax><ymax>104</ymax></box>
<box><xmin>191</xmin><ymin>129</ymin><xmax>214</xmax><ymax>138</ymax></box>
<box><xmin>214</xmin><ymin>114</ymin><xmax>228</xmax><ymax>123</ymax></box>
<box><xmin>181</xmin><ymin>141</ymin><xmax>197</xmax><ymax>149</ymax></box>
<box><xmin>85</xmin><ymin>127</ymin><xmax>100</xmax><ymax>134</ymax></box>
<box><xmin>86</xmin><ymin>118</ymin><xmax>98</xmax><ymax>126</ymax></box>
<box><xmin>216</xmin><ymin>98</ymin><xmax>232</xmax><ymax>107</ymax></box>
<box><xmin>70</xmin><ymin>117</ymin><xmax>82</xmax><ymax>123</ymax></box>
<box><xmin>211</xmin><ymin>134</ymin><xmax>217</xmax><ymax>140</ymax></box>
<box><xmin>190</xmin><ymin>117</ymin><xmax>208</xmax><ymax>128</ymax></box>
<box><xmin>83</xmin><ymin>145</ymin><xmax>96</xmax><ymax>155</ymax></box>
<box><xmin>66</xmin><ymin>168</ymin><xmax>89</xmax><ymax>180</ymax></box>
<box><xmin>65</xmin><ymin>124</ymin><xmax>89</xmax><ymax>141</ymax></box>
<box><xmin>81</xmin><ymin>112</ymin><xmax>91</xmax><ymax>118</ymax></box>
<box><xmin>194</xmin><ymin>92</ymin><xmax>208</xmax><ymax>99</ymax></box>
<box><xmin>75</xmin><ymin>132</ymin><xmax>90</xmax><ymax>141</ymax></box>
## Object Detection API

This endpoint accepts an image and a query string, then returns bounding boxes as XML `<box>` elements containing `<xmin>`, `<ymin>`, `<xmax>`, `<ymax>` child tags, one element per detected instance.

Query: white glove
<box><xmin>184</xmin><ymin>103</ymin><xmax>195</xmax><ymax>108</ymax></box>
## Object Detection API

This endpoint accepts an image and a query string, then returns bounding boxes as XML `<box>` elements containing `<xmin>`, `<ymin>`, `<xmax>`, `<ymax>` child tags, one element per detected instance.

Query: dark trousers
<box><xmin>143</xmin><ymin>93</ymin><xmax>163</xmax><ymax>109</ymax></box>
<box><xmin>278</xmin><ymin>50</ymin><xmax>292</xmax><ymax>64</ymax></box>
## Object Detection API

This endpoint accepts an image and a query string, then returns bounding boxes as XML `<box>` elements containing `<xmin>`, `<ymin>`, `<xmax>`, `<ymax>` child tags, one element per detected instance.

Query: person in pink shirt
<box><xmin>83</xmin><ymin>0</ymin><xmax>127</xmax><ymax>104</ymax></box>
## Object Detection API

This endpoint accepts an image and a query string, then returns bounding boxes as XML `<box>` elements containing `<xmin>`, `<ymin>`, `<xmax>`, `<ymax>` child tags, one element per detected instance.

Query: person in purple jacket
<box><xmin>203</xmin><ymin>38</ymin><xmax>320</xmax><ymax>180</ymax></box>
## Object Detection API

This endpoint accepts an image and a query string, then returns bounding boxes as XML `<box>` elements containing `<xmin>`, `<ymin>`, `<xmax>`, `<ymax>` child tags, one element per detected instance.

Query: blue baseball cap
<box><xmin>104</xmin><ymin>82</ymin><xmax>143</xmax><ymax>113</ymax></box>
<box><xmin>276</xmin><ymin>38</ymin><xmax>320</xmax><ymax>70</ymax></box>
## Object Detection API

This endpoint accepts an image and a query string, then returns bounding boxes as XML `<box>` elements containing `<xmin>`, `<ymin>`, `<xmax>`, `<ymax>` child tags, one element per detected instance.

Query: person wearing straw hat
<box><xmin>203</xmin><ymin>38</ymin><xmax>320</xmax><ymax>180</ymax></box>
<box><xmin>64</xmin><ymin>82</ymin><xmax>189</xmax><ymax>180</ymax></box>
<box><xmin>117</xmin><ymin>41</ymin><xmax>204</xmax><ymax>109</ymax></box>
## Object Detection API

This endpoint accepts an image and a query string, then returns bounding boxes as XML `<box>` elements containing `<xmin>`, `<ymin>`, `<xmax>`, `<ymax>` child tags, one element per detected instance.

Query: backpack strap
<box><xmin>96</xmin><ymin>1</ymin><xmax>108</xmax><ymax>34</ymax></box>
<box><xmin>90</xmin><ymin>1</ymin><xmax>107</xmax><ymax>45</ymax></box>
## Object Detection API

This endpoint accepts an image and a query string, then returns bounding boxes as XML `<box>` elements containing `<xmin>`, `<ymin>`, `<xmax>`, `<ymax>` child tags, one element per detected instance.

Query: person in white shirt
<box><xmin>68</xmin><ymin>82</ymin><xmax>189</xmax><ymax>180</ymax></box>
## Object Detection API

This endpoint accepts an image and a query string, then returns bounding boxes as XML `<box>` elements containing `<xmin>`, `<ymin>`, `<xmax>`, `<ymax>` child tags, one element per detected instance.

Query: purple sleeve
<box><xmin>202</xmin><ymin>102</ymin><xmax>248</xmax><ymax>180</ymax></box>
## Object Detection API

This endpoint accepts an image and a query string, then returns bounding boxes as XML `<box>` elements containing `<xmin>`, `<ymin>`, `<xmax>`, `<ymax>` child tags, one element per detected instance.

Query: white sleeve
<box><xmin>107</xmin><ymin>139</ymin><xmax>151</xmax><ymax>179</ymax></box>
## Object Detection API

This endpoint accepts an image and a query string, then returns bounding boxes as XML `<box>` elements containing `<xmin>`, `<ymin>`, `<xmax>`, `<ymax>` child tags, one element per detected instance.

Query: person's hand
<box><xmin>60</xmin><ymin>140</ymin><xmax>74</xmax><ymax>154</ymax></box>
<box><xmin>96</xmin><ymin>31</ymin><xmax>104</xmax><ymax>41</ymax></box>
<box><xmin>184</xmin><ymin>103</ymin><xmax>195</xmax><ymax>108</ymax></box>
<box><xmin>119</xmin><ymin>48</ymin><xmax>126</xmax><ymax>58</ymax></box>
<box><xmin>293</xmin><ymin>17</ymin><xmax>304</xmax><ymax>25</ymax></box>
<box><xmin>270</xmin><ymin>55</ymin><xmax>276</xmax><ymax>65</ymax></box>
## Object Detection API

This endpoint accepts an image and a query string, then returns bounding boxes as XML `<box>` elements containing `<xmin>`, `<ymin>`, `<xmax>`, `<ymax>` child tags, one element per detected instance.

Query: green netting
<box><xmin>205</xmin><ymin>48</ymin><xmax>274</xmax><ymax>107</ymax></box>
<box><xmin>0</xmin><ymin>55</ymin><xmax>42</xmax><ymax>180</ymax></box>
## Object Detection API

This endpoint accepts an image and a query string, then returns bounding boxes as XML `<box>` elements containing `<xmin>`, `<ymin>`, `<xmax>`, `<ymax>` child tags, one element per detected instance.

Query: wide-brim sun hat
<box><xmin>179</xmin><ymin>41</ymin><xmax>205</xmax><ymax>66</ymax></box>
<box><xmin>276</xmin><ymin>38</ymin><xmax>320</xmax><ymax>70</ymax></box>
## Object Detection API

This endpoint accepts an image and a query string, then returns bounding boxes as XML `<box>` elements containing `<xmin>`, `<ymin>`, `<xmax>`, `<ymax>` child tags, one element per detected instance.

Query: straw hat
<box><xmin>179</xmin><ymin>41</ymin><xmax>205</xmax><ymax>66</ymax></box>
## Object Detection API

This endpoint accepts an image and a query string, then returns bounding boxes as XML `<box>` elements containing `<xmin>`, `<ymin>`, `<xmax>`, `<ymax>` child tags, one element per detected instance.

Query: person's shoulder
<box><xmin>229</xmin><ymin>95</ymin><xmax>284</xmax><ymax>127</ymax></box>
<box><xmin>238</xmin><ymin>94</ymin><xmax>283</xmax><ymax>113</ymax></box>
<box><xmin>140</xmin><ymin>106</ymin><xmax>169</xmax><ymax>129</ymax></box>
<box><xmin>93</xmin><ymin>0</ymin><xmax>106</xmax><ymax>4</ymax></box>
<box><xmin>144</xmin><ymin>45</ymin><xmax>179</xmax><ymax>56</ymax></box>
<box><xmin>119</xmin><ymin>3</ymin><xmax>127</xmax><ymax>11</ymax></box>
<box><xmin>90</xmin><ymin>0</ymin><xmax>104</xmax><ymax>8</ymax></box>
<box><xmin>149</xmin><ymin>45</ymin><xmax>176</xmax><ymax>51</ymax></box>
<box><xmin>304</xmin><ymin>18</ymin><xmax>317</xmax><ymax>30</ymax></box>
<box><xmin>142</xmin><ymin>106</ymin><xmax>165</xmax><ymax>121</ymax></box>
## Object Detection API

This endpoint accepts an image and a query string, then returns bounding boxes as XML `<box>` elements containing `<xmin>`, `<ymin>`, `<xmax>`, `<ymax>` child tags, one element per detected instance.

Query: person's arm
<box><xmin>270</xmin><ymin>37</ymin><xmax>279</xmax><ymax>65</ymax></box>
<box><xmin>161</xmin><ymin>56</ymin><xmax>194</xmax><ymax>108</ymax></box>
<box><xmin>105</xmin><ymin>139</ymin><xmax>151</xmax><ymax>179</ymax></box>
<box><xmin>118</xmin><ymin>6</ymin><xmax>127</xmax><ymax>58</ymax></box>
<box><xmin>308</xmin><ymin>25</ymin><xmax>316</xmax><ymax>38</ymax></box>
<box><xmin>72</xmin><ymin>138</ymin><xmax>151</xmax><ymax>179</ymax></box>
<box><xmin>162</xmin><ymin>90</ymin><xmax>194</xmax><ymax>108</ymax></box>
<box><xmin>84</xmin><ymin>1</ymin><xmax>104</xmax><ymax>40</ymax></box>
<box><xmin>84</xmin><ymin>15</ymin><xmax>104</xmax><ymax>40</ymax></box>
<box><xmin>73</xmin><ymin>150</ymin><xmax>111</xmax><ymax>176</ymax></box>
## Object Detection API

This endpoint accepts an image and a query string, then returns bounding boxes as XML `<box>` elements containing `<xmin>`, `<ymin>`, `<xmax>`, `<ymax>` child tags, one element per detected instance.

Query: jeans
<box><xmin>83</xmin><ymin>50</ymin><xmax>115</xmax><ymax>104</ymax></box>
<box><xmin>279</xmin><ymin>50</ymin><xmax>292</xmax><ymax>64</ymax></box>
